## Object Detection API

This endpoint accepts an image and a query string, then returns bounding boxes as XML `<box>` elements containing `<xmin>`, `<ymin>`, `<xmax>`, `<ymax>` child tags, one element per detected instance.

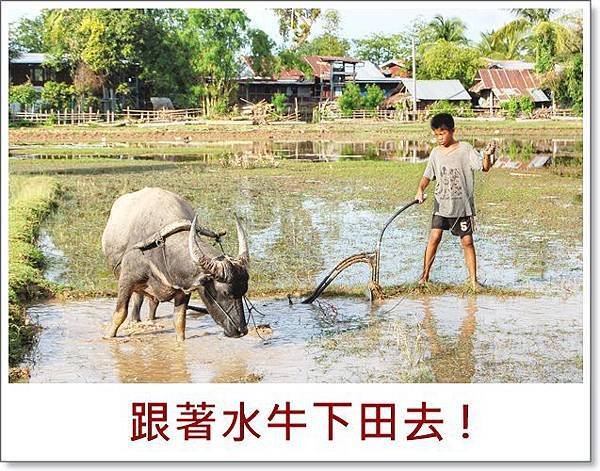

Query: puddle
<box><xmin>25</xmin><ymin>294</ymin><xmax>582</xmax><ymax>383</ymax></box>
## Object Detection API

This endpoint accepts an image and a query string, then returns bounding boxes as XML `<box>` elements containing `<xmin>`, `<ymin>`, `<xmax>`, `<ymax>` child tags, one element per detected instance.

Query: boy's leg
<box><xmin>460</xmin><ymin>234</ymin><xmax>480</xmax><ymax>289</ymax></box>
<box><xmin>419</xmin><ymin>228</ymin><xmax>443</xmax><ymax>284</ymax></box>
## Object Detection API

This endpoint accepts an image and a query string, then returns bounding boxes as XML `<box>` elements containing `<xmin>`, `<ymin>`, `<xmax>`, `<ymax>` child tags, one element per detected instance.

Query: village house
<box><xmin>383</xmin><ymin>79</ymin><xmax>472</xmax><ymax>110</ymax></box>
<box><xmin>469</xmin><ymin>68</ymin><xmax>551</xmax><ymax>110</ymax></box>
<box><xmin>9</xmin><ymin>53</ymin><xmax>71</xmax><ymax>89</ymax></box>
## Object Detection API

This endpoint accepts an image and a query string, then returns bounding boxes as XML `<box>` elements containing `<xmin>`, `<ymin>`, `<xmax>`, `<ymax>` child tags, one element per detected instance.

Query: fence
<box><xmin>9</xmin><ymin>107</ymin><xmax>206</xmax><ymax>125</ymax></box>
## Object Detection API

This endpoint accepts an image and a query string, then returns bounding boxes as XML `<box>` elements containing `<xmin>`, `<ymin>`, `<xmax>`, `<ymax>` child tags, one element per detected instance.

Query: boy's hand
<box><xmin>415</xmin><ymin>190</ymin><xmax>426</xmax><ymax>204</ymax></box>
<box><xmin>483</xmin><ymin>141</ymin><xmax>497</xmax><ymax>156</ymax></box>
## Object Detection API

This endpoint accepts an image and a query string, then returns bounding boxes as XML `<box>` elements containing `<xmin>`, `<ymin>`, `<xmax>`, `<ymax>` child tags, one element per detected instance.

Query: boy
<box><xmin>415</xmin><ymin>113</ymin><xmax>496</xmax><ymax>289</ymax></box>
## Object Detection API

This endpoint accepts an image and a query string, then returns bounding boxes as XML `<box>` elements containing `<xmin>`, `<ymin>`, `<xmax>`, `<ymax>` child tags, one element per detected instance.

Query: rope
<box><xmin>243</xmin><ymin>296</ymin><xmax>268</xmax><ymax>341</ymax></box>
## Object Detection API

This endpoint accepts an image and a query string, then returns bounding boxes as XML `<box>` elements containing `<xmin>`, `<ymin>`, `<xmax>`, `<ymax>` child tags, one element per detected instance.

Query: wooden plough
<box><xmin>302</xmin><ymin>198</ymin><xmax>423</xmax><ymax>304</ymax></box>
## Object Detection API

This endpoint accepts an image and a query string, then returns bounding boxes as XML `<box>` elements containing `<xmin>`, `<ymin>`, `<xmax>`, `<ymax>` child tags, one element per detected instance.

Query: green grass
<box><xmin>8</xmin><ymin>156</ymin><xmax>582</xmax><ymax>299</ymax></box>
<box><xmin>8</xmin><ymin>176</ymin><xmax>62</xmax><ymax>371</ymax></box>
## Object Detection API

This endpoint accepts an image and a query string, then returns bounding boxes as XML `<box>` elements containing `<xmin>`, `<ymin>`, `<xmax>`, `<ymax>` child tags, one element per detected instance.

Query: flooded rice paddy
<box><xmin>9</xmin><ymin>136</ymin><xmax>582</xmax><ymax>165</ymax></box>
<box><xmin>27</xmin><ymin>294</ymin><xmax>582</xmax><ymax>383</ymax></box>
<box><xmin>12</xmin><ymin>133</ymin><xmax>584</xmax><ymax>383</ymax></box>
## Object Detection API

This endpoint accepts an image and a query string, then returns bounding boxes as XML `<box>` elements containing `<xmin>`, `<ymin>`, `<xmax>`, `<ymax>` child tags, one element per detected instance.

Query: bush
<box><xmin>9</xmin><ymin>82</ymin><xmax>38</xmax><ymax>108</ymax></box>
<box><xmin>40</xmin><ymin>81</ymin><xmax>76</xmax><ymax>110</ymax></box>
<box><xmin>362</xmin><ymin>84</ymin><xmax>385</xmax><ymax>110</ymax></box>
<box><xmin>271</xmin><ymin>92</ymin><xmax>287</xmax><ymax>116</ymax></box>
<box><xmin>500</xmin><ymin>98</ymin><xmax>520</xmax><ymax>119</ymax></box>
<box><xmin>518</xmin><ymin>96</ymin><xmax>534</xmax><ymax>118</ymax></box>
<box><xmin>427</xmin><ymin>100</ymin><xmax>475</xmax><ymax>118</ymax></box>
<box><xmin>338</xmin><ymin>82</ymin><xmax>363</xmax><ymax>117</ymax></box>
<box><xmin>501</xmin><ymin>96</ymin><xmax>534</xmax><ymax>119</ymax></box>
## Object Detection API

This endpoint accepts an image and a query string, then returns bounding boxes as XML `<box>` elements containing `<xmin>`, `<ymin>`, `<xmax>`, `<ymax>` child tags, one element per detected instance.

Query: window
<box><xmin>32</xmin><ymin>67</ymin><xmax>44</xmax><ymax>83</ymax></box>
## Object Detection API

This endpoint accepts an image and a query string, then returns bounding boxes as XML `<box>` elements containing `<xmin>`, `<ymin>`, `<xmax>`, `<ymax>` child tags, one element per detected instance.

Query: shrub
<box><xmin>338</xmin><ymin>82</ymin><xmax>362</xmax><ymax>117</ymax></box>
<box><xmin>518</xmin><ymin>96</ymin><xmax>534</xmax><ymax>118</ymax></box>
<box><xmin>500</xmin><ymin>97</ymin><xmax>520</xmax><ymax>119</ymax></box>
<box><xmin>40</xmin><ymin>81</ymin><xmax>76</xmax><ymax>110</ymax></box>
<box><xmin>9</xmin><ymin>82</ymin><xmax>39</xmax><ymax>108</ymax></box>
<box><xmin>271</xmin><ymin>92</ymin><xmax>288</xmax><ymax>116</ymax></box>
<box><xmin>362</xmin><ymin>84</ymin><xmax>385</xmax><ymax>110</ymax></box>
<box><xmin>427</xmin><ymin>100</ymin><xmax>475</xmax><ymax>118</ymax></box>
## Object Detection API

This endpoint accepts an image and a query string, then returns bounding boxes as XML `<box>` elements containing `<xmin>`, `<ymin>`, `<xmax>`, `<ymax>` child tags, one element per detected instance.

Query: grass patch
<box><xmin>9</xmin><ymin>176</ymin><xmax>62</xmax><ymax>372</ymax></box>
<box><xmin>8</xmin><ymin>157</ymin><xmax>581</xmax><ymax>299</ymax></box>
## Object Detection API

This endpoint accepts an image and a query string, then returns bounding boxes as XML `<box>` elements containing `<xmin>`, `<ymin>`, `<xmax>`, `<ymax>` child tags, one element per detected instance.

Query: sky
<box><xmin>3</xmin><ymin>2</ymin><xmax>572</xmax><ymax>47</ymax></box>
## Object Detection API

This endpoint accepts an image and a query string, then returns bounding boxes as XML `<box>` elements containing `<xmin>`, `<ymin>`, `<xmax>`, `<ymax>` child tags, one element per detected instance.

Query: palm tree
<box><xmin>426</xmin><ymin>15</ymin><xmax>468</xmax><ymax>44</ymax></box>
<box><xmin>510</xmin><ymin>8</ymin><xmax>556</xmax><ymax>23</ymax></box>
<box><xmin>477</xmin><ymin>29</ymin><xmax>527</xmax><ymax>60</ymax></box>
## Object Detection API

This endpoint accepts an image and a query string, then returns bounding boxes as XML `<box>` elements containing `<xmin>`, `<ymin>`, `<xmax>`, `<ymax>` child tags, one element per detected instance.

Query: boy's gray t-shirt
<box><xmin>423</xmin><ymin>142</ymin><xmax>483</xmax><ymax>217</ymax></box>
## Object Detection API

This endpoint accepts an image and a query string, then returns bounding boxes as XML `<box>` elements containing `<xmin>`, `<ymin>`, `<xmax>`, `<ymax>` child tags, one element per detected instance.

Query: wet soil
<box><xmin>26</xmin><ymin>294</ymin><xmax>582</xmax><ymax>383</ymax></box>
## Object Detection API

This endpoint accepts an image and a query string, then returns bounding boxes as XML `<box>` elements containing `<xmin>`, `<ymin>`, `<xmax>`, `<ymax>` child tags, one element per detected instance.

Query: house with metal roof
<box><xmin>383</xmin><ymin>79</ymin><xmax>472</xmax><ymax>110</ymax></box>
<box><xmin>469</xmin><ymin>68</ymin><xmax>550</xmax><ymax>109</ymax></box>
<box><xmin>9</xmin><ymin>53</ymin><xmax>71</xmax><ymax>90</ymax></box>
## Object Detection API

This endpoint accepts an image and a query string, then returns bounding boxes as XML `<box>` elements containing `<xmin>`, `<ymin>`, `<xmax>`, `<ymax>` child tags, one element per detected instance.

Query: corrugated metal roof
<box><xmin>471</xmin><ymin>69</ymin><xmax>550</xmax><ymax>102</ymax></box>
<box><xmin>304</xmin><ymin>55</ymin><xmax>362</xmax><ymax>78</ymax></box>
<box><xmin>399</xmin><ymin>79</ymin><xmax>471</xmax><ymax>101</ymax></box>
<box><xmin>10</xmin><ymin>53</ymin><xmax>46</xmax><ymax>64</ymax></box>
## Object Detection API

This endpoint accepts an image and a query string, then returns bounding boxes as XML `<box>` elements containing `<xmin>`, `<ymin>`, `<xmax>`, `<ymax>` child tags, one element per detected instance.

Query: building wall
<box><xmin>10</xmin><ymin>64</ymin><xmax>71</xmax><ymax>86</ymax></box>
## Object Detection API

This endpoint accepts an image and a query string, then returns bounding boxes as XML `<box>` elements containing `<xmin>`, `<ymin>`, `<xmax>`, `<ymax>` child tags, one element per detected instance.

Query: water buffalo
<box><xmin>101</xmin><ymin>187</ymin><xmax>249</xmax><ymax>340</ymax></box>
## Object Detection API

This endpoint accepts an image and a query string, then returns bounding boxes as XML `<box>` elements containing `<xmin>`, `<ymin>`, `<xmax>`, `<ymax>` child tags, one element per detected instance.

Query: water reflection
<box><xmin>10</xmin><ymin>137</ymin><xmax>582</xmax><ymax>165</ymax></box>
<box><xmin>422</xmin><ymin>296</ymin><xmax>477</xmax><ymax>383</ymax></box>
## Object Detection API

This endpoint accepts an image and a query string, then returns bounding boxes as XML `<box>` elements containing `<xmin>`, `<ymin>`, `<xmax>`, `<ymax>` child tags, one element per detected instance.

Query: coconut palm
<box><xmin>478</xmin><ymin>29</ymin><xmax>527</xmax><ymax>60</ymax></box>
<box><xmin>426</xmin><ymin>15</ymin><xmax>468</xmax><ymax>44</ymax></box>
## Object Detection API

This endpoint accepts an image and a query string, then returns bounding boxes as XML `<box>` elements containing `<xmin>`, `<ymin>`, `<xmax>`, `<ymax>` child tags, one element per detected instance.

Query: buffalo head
<box><xmin>188</xmin><ymin>215</ymin><xmax>249</xmax><ymax>338</ymax></box>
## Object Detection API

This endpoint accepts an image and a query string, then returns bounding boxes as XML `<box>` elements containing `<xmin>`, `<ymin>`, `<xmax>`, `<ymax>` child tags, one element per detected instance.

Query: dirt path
<box><xmin>9</xmin><ymin>120</ymin><xmax>583</xmax><ymax>145</ymax></box>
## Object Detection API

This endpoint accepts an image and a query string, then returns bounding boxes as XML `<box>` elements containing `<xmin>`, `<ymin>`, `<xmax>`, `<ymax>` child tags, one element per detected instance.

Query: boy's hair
<box><xmin>430</xmin><ymin>113</ymin><xmax>455</xmax><ymax>131</ymax></box>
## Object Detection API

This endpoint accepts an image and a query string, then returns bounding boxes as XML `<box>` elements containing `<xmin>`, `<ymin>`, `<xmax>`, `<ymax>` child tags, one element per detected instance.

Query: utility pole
<box><xmin>412</xmin><ymin>37</ymin><xmax>417</xmax><ymax>120</ymax></box>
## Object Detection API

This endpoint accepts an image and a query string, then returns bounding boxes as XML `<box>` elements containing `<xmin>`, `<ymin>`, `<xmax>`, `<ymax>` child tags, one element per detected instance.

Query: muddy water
<box><xmin>26</xmin><ymin>294</ymin><xmax>582</xmax><ymax>383</ymax></box>
<box><xmin>9</xmin><ymin>137</ymin><xmax>582</xmax><ymax>164</ymax></box>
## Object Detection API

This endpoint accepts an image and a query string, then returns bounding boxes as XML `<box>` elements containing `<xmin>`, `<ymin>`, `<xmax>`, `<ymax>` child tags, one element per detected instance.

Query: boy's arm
<box><xmin>415</xmin><ymin>176</ymin><xmax>430</xmax><ymax>203</ymax></box>
<box><xmin>481</xmin><ymin>141</ymin><xmax>497</xmax><ymax>172</ymax></box>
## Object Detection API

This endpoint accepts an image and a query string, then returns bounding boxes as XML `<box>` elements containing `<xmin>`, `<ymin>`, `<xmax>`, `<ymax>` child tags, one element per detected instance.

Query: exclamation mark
<box><xmin>462</xmin><ymin>404</ymin><xmax>469</xmax><ymax>439</ymax></box>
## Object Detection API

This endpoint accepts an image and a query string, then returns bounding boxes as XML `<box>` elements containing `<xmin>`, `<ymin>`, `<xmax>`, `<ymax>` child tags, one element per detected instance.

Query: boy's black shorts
<box><xmin>431</xmin><ymin>215</ymin><xmax>473</xmax><ymax>237</ymax></box>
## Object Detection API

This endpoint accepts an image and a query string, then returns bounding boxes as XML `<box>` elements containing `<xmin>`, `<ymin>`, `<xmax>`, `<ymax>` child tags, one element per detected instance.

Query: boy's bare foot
<box><xmin>418</xmin><ymin>278</ymin><xmax>428</xmax><ymax>286</ymax></box>
<box><xmin>471</xmin><ymin>281</ymin><xmax>485</xmax><ymax>291</ymax></box>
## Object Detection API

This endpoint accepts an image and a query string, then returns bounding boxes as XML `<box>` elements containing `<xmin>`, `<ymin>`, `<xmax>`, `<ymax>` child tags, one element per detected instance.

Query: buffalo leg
<box><xmin>147</xmin><ymin>297</ymin><xmax>159</xmax><ymax>321</ymax></box>
<box><xmin>130</xmin><ymin>292</ymin><xmax>144</xmax><ymax>323</ymax></box>
<box><xmin>173</xmin><ymin>292</ymin><xmax>190</xmax><ymax>342</ymax></box>
<box><xmin>107</xmin><ymin>282</ymin><xmax>134</xmax><ymax>338</ymax></box>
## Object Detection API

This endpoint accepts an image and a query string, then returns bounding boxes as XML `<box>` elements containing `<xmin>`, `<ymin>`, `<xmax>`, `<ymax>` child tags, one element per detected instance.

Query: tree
<box><xmin>294</xmin><ymin>10</ymin><xmax>350</xmax><ymax>58</ymax></box>
<box><xmin>419</xmin><ymin>40</ymin><xmax>484</xmax><ymax>87</ymax></box>
<box><xmin>9</xmin><ymin>15</ymin><xmax>48</xmax><ymax>60</ymax></box>
<box><xmin>362</xmin><ymin>84</ymin><xmax>385</xmax><ymax>110</ymax></box>
<box><xmin>353</xmin><ymin>33</ymin><xmax>407</xmax><ymax>65</ymax></box>
<box><xmin>248</xmin><ymin>28</ymin><xmax>278</xmax><ymax>77</ymax></box>
<box><xmin>337</xmin><ymin>82</ymin><xmax>362</xmax><ymax>116</ymax></box>
<box><xmin>424</xmin><ymin>15</ymin><xmax>468</xmax><ymax>44</ymax></box>
<box><xmin>477</xmin><ymin>29</ymin><xmax>527</xmax><ymax>60</ymax></box>
<box><xmin>9</xmin><ymin>82</ymin><xmax>39</xmax><ymax>107</ymax></box>
<box><xmin>273</xmin><ymin>8</ymin><xmax>321</xmax><ymax>49</ymax></box>
<box><xmin>186</xmin><ymin>9</ymin><xmax>249</xmax><ymax>114</ymax></box>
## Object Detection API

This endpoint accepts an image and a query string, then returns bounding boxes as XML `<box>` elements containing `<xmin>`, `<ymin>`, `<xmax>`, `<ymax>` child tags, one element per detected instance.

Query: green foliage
<box><xmin>337</xmin><ymin>82</ymin><xmax>363</xmax><ymax>116</ymax></box>
<box><xmin>565</xmin><ymin>53</ymin><xmax>583</xmax><ymax>115</ymax></box>
<box><xmin>419</xmin><ymin>40</ymin><xmax>484</xmax><ymax>88</ymax></box>
<box><xmin>8</xmin><ymin>177</ymin><xmax>62</xmax><ymax>368</ymax></box>
<box><xmin>500</xmin><ymin>97</ymin><xmax>520</xmax><ymax>119</ymax></box>
<box><xmin>9</xmin><ymin>82</ymin><xmax>39</xmax><ymax>107</ymax></box>
<box><xmin>277</xmin><ymin>49</ymin><xmax>314</xmax><ymax>78</ymax></box>
<box><xmin>187</xmin><ymin>9</ymin><xmax>249</xmax><ymax>114</ymax></box>
<box><xmin>271</xmin><ymin>92</ymin><xmax>288</xmax><ymax>115</ymax></box>
<box><xmin>9</xmin><ymin>15</ymin><xmax>48</xmax><ymax>60</ymax></box>
<box><xmin>40</xmin><ymin>81</ymin><xmax>75</xmax><ymax>109</ymax></box>
<box><xmin>298</xmin><ymin>33</ymin><xmax>351</xmax><ymax>57</ymax></box>
<box><xmin>273</xmin><ymin>8</ymin><xmax>321</xmax><ymax>49</ymax></box>
<box><xmin>362</xmin><ymin>84</ymin><xmax>385</xmax><ymax>110</ymax></box>
<box><xmin>518</xmin><ymin>96</ymin><xmax>534</xmax><ymax>117</ymax></box>
<box><xmin>353</xmin><ymin>33</ymin><xmax>407</xmax><ymax>65</ymax></box>
<box><xmin>427</xmin><ymin>100</ymin><xmax>474</xmax><ymax>118</ymax></box>
<box><xmin>248</xmin><ymin>28</ymin><xmax>278</xmax><ymax>77</ymax></box>
<box><xmin>423</xmin><ymin>15</ymin><xmax>468</xmax><ymax>44</ymax></box>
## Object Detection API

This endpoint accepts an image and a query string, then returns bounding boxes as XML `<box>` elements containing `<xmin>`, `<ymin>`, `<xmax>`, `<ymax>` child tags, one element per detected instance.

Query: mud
<box><xmin>25</xmin><ymin>294</ymin><xmax>582</xmax><ymax>383</ymax></box>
